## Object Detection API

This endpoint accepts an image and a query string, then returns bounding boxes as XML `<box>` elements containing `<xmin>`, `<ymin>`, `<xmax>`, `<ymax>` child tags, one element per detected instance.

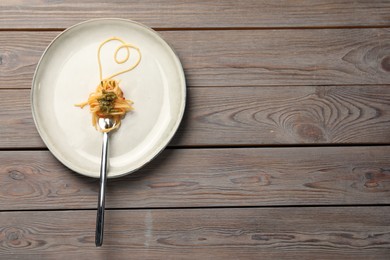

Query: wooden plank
<box><xmin>0</xmin><ymin>89</ymin><xmax>43</xmax><ymax>148</ymax></box>
<box><xmin>177</xmin><ymin>85</ymin><xmax>390</xmax><ymax>145</ymax></box>
<box><xmin>1</xmin><ymin>85</ymin><xmax>390</xmax><ymax>148</ymax></box>
<box><xmin>1</xmin><ymin>0</ymin><xmax>390</xmax><ymax>29</ymax></box>
<box><xmin>1</xmin><ymin>29</ymin><xmax>389</xmax><ymax>89</ymax></box>
<box><xmin>0</xmin><ymin>207</ymin><xmax>389</xmax><ymax>259</ymax></box>
<box><xmin>1</xmin><ymin>147</ymin><xmax>389</xmax><ymax>210</ymax></box>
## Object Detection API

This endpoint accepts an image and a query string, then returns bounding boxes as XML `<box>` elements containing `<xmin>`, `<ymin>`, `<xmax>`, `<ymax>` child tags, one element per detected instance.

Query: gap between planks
<box><xmin>1</xmin><ymin>143</ymin><xmax>390</xmax><ymax>152</ymax></box>
<box><xmin>1</xmin><ymin>204</ymin><xmax>390</xmax><ymax>214</ymax></box>
<box><xmin>1</xmin><ymin>25</ymin><xmax>390</xmax><ymax>32</ymax></box>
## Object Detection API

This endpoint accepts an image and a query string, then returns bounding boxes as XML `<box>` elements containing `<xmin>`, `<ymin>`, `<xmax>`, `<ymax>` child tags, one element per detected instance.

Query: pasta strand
<box><xmin>75</xmin><ymin>37</ymin><xmax>141</xmax><ymax>132</ymax></box>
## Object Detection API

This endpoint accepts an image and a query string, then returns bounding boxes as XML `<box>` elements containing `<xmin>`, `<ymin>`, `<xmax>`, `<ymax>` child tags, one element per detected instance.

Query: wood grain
<box><xmin>1</xmin><ymin>85</ymin><xmax>390</xmax><ymax>148</ymax></box>
<box><xmin>1</xmin><ymin>147</ymin><xmax>389</xmax><ymax>210</ymax></box>
<box><xmin>0</xmin><ymin>207</ymin><xmax>389</xmax><ymax>259</ymax></box>
<box><xmin>1</xmin><ymin>0</ymin><xmax>390</xmax><ymax>29</ymax></box>
<box><xmin>1</xmin><ymin>2</ymin><xmax>389</xmax><ymax>259</ymax></box>
<box><xmin>177</xmin><ymin>85</ymin><xmax>390</xmax><ymax>145</ymax></box>
<box><xmin>1</xmin><ymin>29</ymin><xmax>389</xmax><ymax>88</ymax></box>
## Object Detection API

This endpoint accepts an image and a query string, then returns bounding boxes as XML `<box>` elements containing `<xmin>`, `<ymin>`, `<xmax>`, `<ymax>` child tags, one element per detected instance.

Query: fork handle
<box><xmin>96</xmin><ymin>131</ymin><xmax>109</xmax><ymax>247</ymax></box>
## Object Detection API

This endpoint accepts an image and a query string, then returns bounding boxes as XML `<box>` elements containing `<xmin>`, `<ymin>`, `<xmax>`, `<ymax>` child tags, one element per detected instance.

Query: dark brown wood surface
<box><xmin>0</xmin><ymin>1</ymin><xmax>389</xmax><ymax>258</ymax></box>
<box><xmin>1</xmin><ymin>147</ymin><xmax>389</xmax><ymax>210</ymax></box>
<box><xmin>1</xmin><ymin>29</ymin><xmax>390</xmax><ymax>88</ymax></box>
<box><xmin>1</xmin><ymin>0</ymin><xmax>390</xmax><ymax>29</ymax></box>
<box><xmin>1</xmin><ymin>86</ymin><xmax>390</xmax><ymax>148</ymax></box>
<box><xmin>0</xmin><ymin>207</ymin><xmax>389</xmax><ymax>259</ymax></box>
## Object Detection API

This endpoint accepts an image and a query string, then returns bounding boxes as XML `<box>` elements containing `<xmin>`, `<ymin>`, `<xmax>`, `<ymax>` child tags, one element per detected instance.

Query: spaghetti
<box><xmin>75</xmin><ymin>37</ymin><xmax>141</xmax><ymax>132</ymax></box>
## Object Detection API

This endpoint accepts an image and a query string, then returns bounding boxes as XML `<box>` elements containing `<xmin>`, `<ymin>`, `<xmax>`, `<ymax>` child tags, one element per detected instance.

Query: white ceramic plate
<box><xmin>32</xmin><ymin>19</ymin><xmax>186</xmax><ymax>178</ymax></box>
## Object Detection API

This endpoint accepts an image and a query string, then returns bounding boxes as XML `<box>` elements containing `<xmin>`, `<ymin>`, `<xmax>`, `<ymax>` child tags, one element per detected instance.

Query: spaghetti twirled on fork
<box><xmin>75</xmin><ymin>37</ymin><xmax>141</xmax><ymax>132</ymax></box>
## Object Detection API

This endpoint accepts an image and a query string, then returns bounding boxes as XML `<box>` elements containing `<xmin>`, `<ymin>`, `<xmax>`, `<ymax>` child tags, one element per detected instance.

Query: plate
<box><xmin>31</xmin><ymin>19</ymin><xmax>186</xmax><ymax>178</ymax></box>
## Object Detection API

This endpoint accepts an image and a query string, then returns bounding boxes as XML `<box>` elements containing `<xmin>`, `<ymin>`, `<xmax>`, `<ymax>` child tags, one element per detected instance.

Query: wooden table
<box><xmin>1</xmin><ymin>1</ymin><xmax>390</xmax><ymax>259</ymax></box>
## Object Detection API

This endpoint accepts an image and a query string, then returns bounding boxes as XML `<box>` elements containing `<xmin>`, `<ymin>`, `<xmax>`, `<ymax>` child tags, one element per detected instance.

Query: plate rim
<box><xmin>31</xmin><ymin>18</ymin><xmax>186</xmax><ymax>178</ymax></box>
